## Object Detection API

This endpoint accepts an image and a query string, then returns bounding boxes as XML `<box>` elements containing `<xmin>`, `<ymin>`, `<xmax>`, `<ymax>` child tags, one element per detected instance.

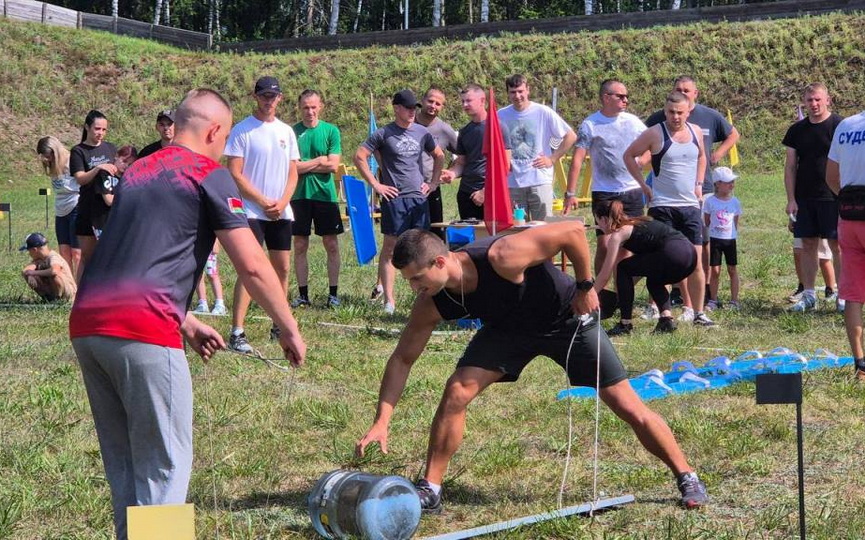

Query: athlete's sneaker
<box><xmin>383</xmin><ymin>302</ymin><xmax>396</xmax><ymax>315</ymax></box>
<box><xmin>705</xmin><ymin>299</ymin><xmax>719</xmax><ymax>312</ymax></box>
<box><xmin>210</xmin><ymin>303</ymin><xmax>227</xmax><ymax>316</ymax></box>
<box><xmin>693</xmin><ymin>312</ymin><xmax>716</xmax><ymax>328</ymax></box>
<box><xmin>824</xmin><ymin>287</ymin><xmax>837</xmax><ymax>302</ymax></box>
<box><xmin>788</xmin><ymin>286</ymin><xmax>805</xmax><ymax>303</ymax></box>
<box><xmin>370</xmin><ymin>284</ymin><xmax>384</xmax><ymax>302</ymax></box>
<box><xmin>291</xmin><ymin>296</ymin><xmax>312</xmax><ymax>309</ymax></box>
<box><xmin>790</xmin><ymin>294</ymin><xmax>817</xmax><ymax>312</ymax></box>
<box><xmin>607</xmin><ymin>321</ymin><xmax>634</xmax><ymax>336</ymax></box>
<box><xmin>415</xmin><ymin>479</ymin><xmax>443</xmax><ymax>514</ymax></box>
<box><xmin>641</xmin><ymin>304</ymin><xmax>660</xmax><ymax>320</ymax></box>
<box><xmin>677</xmin><ymin>472</ymin><xmax>709</xmax><ymax>509</ymax></box>
<box><xmin>193</xmin><ymin>301</ymin><xmax>209</xmax><ymax>314</ymax></box>
<box><xmin>653</xmin><ymin>316</ymin><xmax>677</xmax><ymax>334</ymax></box>
<box><xmin>677</xmin><ymin>307</ymin><xmax>695</xmax><ymax>322</ymax></box>
<box><xmin>326</xmin><ymin>295</ymin><xmax>341</xmax><ymax>308</ymax></box>
<box><xmin>837</xmin><ymin>298</ymin><xmax>846</xmax><ymax>313</ymax></box>
<box><xmin>270</xmin><ymin>324</ymin><xmax>281</xmax><ymax>341</ymax></box>
<box><xmin>727</xmin><ymin>300</ymin><xmax>741</xmax><ymax>311</ymax></box>
<box><xmin>228</xmin><ymin>332</ymin><xmax>253</xmax><ymax>354</ymax></box>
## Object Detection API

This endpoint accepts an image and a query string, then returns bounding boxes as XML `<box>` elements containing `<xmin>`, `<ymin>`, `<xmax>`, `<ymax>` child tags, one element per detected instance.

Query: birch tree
<box><xmin>481</xmin><ymin>0</ymin><xmax>488</xmax><ymax>22</ymax></box>
<box><xmin>584</xmin><ymin>0</ymin><xmax>592</xmax><ymax>15</ymax></box>
<box><xmin>328</xmin><ymin>0</ymin><xmax>339</xmax><ymax>34</ymax></box>
<box><xmin>153</xmin><ymin>0</ymin><xmax>162</xmax><ymax>24</ymax></box>
<box><xmin>433</xmin><ymin>0</ymin><xmax>441</xmax><ymax>26</ymax></box>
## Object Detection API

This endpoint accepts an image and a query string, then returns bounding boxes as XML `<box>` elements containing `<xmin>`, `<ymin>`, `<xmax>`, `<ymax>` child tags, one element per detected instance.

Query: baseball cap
<box><xmin>712</xmin><ymin>167</ymin><xmax>738</xmax><ymax>183</ymax></box>
<box><xmin>392</xmin><ymin>89</ymin><xmax>420</xmax><ymax>108</ymax></box>
<box><xmin>156</xmin><ymin>109</ymin><xmax>175</xmax><ymax>123</ymax></box>
<box><xmin>19</xmin><ymin>232</ymin><xmax>47</xmax><ymax>251</ymax></box>
<box><xmin>254</xmin><ymin>76</ymin><xmax>282</xmax><ymax>95</ymax></box>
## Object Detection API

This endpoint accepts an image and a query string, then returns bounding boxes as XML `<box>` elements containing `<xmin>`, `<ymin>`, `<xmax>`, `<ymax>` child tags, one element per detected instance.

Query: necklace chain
<box><xmin>442</xmin><ymin>259</ymin><xmax>466</xmax><ymax>313</ymax></box>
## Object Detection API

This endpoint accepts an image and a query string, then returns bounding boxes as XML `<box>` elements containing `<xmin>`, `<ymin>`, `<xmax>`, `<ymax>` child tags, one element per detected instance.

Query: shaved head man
<box><xmin>70</xmin><ymin>88</ymin><xmax>306</xmax><ymax>540</ymax></box>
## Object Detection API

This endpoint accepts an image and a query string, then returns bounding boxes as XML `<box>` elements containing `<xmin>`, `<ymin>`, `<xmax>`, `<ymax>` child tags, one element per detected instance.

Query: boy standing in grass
<box><xmin>702</xmin><ymin>167</ymin><xmax>742</xmax><ymax>310</ymax></box>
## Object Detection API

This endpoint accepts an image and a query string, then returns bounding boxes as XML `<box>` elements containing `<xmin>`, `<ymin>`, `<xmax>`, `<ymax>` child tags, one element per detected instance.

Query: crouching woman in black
<box><xmin>594</xmin><ymin>199</ymin><xmax>697</xmax><ymax>335</ymax></box>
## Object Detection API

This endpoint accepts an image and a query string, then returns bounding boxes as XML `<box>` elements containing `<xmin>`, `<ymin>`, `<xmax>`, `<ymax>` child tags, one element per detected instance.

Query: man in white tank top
<box><xmin>623</xmin><ymin>92</ymin><xmax>716</xmax><ymax>328</ymax></box>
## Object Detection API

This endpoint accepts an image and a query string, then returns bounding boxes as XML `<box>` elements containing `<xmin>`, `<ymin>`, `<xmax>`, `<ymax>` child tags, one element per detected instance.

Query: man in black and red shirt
<box><xmin>69</xmin><ymin>88</ymin><xmax>306</xmax><ymax>540</ymax></box>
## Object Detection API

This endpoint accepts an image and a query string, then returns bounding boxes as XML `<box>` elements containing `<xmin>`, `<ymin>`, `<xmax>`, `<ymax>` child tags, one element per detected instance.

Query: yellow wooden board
<box><xmin>127</xmin><ymin>503</ymin><xmax>195</xmax><ymax>540</ymax></box>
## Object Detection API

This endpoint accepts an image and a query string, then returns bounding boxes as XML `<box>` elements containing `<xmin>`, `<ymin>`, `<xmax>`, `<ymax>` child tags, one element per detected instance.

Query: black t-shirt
<box><xmin>622</xmin><ymin>219</ymin><xmax>686</xmax><ymax>254</ymax></box>
<box><xmin>70</xmin><ymin>141</ymin><xmax>117</xmax><ymax>217</ymax></box>
<box><xmin>137</xmin><ymin>140</ymin><xmax>165</xmax><ymax>160</ymax></box>
<box><xmin>91</xmin><ymin>171</ymin><xmax>120</xmax><ymax>230</ymax></box>
<box><xmin>456</xmin><ymin>120</ymin><xmax>487</xmax><ymax>194</ymax></box>
<box><xmin>431</xmin><ymin>235</ymin><xmax>576</xmax><ymax>333</ymax></box>
<box><xmin>782</xmin><ymin>113</ymin><xmax>843</xmax><ymax>201</ymax></box>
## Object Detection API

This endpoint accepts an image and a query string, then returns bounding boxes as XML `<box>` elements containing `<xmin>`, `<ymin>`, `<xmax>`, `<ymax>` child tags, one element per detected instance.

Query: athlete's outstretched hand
<box><xmin>356</xmin><ymin>422</ymin><xmax>389</xmax><ymax>457</ymax></box>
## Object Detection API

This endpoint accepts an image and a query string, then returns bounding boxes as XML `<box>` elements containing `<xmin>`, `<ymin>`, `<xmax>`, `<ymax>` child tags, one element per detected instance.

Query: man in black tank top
<box><xmin>355</xmin><ymin>225</ymin><xmax>709</xmax><ymax>512</ymax></box>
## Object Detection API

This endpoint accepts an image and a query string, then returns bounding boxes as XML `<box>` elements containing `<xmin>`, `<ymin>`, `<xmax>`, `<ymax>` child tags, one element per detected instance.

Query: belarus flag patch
<box><xmin>227</xmin><ymin>197</ymin><xmax>245</xmax><ymax>214</ymax></box>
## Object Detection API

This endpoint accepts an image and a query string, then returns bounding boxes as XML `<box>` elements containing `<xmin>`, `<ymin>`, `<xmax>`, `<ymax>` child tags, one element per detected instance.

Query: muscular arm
<box><xmin>296</xmin><ymin>153</ymin><xmax>340</xmax><ymax>175</ymax></box>
<box><xmin>694</xmin><ymin>124</ymin><xmax>707</xmax><ymax>196</ymax></box>
<box><xmin>357</xmin><ymin>295</ymin><xmax>442</xmax><ymax>454</ymax></box>
<box><xmin>624</xmin><ymin>127</ymin><xmax>659</xmax><ymax>195</ymax></box>
<box><xmin>564</xmin><ymin>146</ymin><xmax>587</xmax><ymax>213</ymax></box>
<box><xmin>783</xmin><ymin>147</ymin><xmax>799</xmax><ymax>214</ymax></box>
<box><xmin>711</xmin><ymin>126</ymin><xmax>740</xmax><ymax>165</ymax></box>
<box><xmin>826</xmin><ymin>158</ymin><xmax>841</xmax><ymax>195</ymax></box>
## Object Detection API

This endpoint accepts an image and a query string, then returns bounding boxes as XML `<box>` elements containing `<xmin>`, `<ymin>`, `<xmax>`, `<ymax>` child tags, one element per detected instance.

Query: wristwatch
<box><xmin>564</xmin><ymin>191</ymin><xmax>576</xmax><ymax>198</ymax></box>
<box><xmin>576</xmin><ymin>278</ymin><xmax>595</xmax><ymax>292</ymax></box>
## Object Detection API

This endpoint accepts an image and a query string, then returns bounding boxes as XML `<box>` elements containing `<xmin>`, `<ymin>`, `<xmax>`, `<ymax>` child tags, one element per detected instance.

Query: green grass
<box><xmin>2</xmin><ymin>11</ymin><xmax>865</xmax><ymax>539</ymax></box>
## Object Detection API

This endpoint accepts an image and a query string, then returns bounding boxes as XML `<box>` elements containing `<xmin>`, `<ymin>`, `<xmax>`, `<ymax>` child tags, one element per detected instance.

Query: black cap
<box><xmin>392</xmin><ymin>89</ymin><xmax>420</xmax><ymax>108</ymax></box>
<box><xmin>19</xmin><ymin>232</ymin><xmax>47</xmax><ymax>251</ymax></box>
<box><xmin>156</xmin><ymin>109</ymin><xmax>175</xmax><ymax>123</ymax></box>
<box><xmin>254</xmin><ymin>76</ymin><xmax>282</xmax><ymax>95</ymax></box>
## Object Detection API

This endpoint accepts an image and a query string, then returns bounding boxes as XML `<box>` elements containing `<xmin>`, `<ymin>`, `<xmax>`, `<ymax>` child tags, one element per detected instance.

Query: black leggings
<box><xmin>616</xmin><ymin>238</ymin><xmax>697</xmax><ymax>319</ymax></box>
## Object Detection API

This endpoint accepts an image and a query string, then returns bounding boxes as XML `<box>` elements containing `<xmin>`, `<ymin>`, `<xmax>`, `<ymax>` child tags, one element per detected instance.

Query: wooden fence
<box><xmin>2</xmin><ymin>0</ymin><xmax>865</xmax><ymax>53</ymax></box>
<box><xmin>0</xmin><ymin>0</ymin><xmax>211</xmax><ymax>49</ymax></box>
<box><xmin>223</xmin><ymin>0</ymin><xmax>865</xmax><ymax>53</ymax></box>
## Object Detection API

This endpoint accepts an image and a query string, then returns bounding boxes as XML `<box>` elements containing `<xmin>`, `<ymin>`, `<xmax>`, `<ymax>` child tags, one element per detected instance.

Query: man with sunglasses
<box><xmin>564</xmin><ymin>79</ymin><xmax>648</xmax><ymax>273</ymax></box>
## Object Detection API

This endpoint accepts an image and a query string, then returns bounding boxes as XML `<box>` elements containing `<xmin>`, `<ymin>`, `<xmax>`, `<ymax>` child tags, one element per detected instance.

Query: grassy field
<box><xmin>2</xmin><ymin>11</ymin><xmax>865</xmax><ymax>540</ymax></box>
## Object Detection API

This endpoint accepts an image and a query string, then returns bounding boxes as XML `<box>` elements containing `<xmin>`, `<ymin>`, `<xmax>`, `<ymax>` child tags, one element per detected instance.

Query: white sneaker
<box><xmin>641</xmin><ymin>304</ymin><xmax>660</xmax><ymax>320</ymax></box>
<box><xmin>678</xmin><ymin>307</ymin><xmax>695</xmax><ymax>322</ymax></box>
<box><xmin>211</xmin><ymin>303</ymin><xmax>227</xmax><ymax>316</ymax></box>
<box><xmin>193</xmin><ymin>301</ymin><xmax>209</xmax><ymax>314</ymax></box>
<box><xmin>837</xmin><ymin>298</ymin><xmax>846</xmax><ymax>313</ymax></box>
<box><xmin>384</xmin><ymin>302</ymin><xmax>396</xmax><ymax>315</ymax></box>
<box><xmin>790</xmin><ymin>294</ymin><xmax>816</xmax><ymax>312</ymax></box>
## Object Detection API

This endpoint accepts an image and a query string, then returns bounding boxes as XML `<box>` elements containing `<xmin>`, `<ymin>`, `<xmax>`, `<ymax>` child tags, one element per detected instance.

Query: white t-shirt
<box><xmin>498</xmin><ymin>102</ymin><xmax>572</xmax><ymax>188</ymax></box>
<box><xmin>828</xmin><ymin>111</ymin><xmax>865</xmax><ymax>188</ymax></box>
<box><xmin>224</xmin><ymin>115</ymin><xmax>300</xmax><ymax>220</ymax></box>
<box><xmin>702</xmin><ymin>195</ymin><xmax>742</xmax><ymax>240</ymax></box>
<box><xmin>576</xmin><ymin>111</ymin><xmax>646</xmax><ymax>192</ymax></box>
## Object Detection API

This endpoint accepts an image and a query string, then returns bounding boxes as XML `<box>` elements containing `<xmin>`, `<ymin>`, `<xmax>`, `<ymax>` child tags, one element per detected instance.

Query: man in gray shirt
<box><xmin>354</xmin><ymin>89</ymin><xmax>445</xmax><ymax>314</ymax></box>
<box><xmin>416</xmin><ymin>87</ymin><xmax>458</xmax><ymax>240</ymax></box>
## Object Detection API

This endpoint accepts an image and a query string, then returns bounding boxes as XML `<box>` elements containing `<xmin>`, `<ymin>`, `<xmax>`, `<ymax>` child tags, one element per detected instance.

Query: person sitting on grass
<box><xmin>356</xmin><ymin>225</ymin><xmax>708</xmax><ymax>514</ymax></box>
<box><xmin>594</xmin><ymin>200</ymin><xmax>697</xmax><ymax>335</ymax></box>
<box><xmin>20</xmin><ymin>232</ymin><xmax>77</xmax><ymax>302</ymax></box>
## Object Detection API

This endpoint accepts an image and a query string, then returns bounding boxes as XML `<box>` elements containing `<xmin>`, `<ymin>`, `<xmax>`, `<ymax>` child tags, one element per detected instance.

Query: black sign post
<box><xmin>0</xmin><ymin>203</ymin><xmax>10</xmax><ymax>252</ymax></box>
<box><xmin>39</xmin><ymin>188</ymin><xmax>50</xmax><ymax>228</ymax></box>
<box><xmin>756</xmin><ymin>372</ymin><xmax>805</xmax><ymax>540</ymax></box>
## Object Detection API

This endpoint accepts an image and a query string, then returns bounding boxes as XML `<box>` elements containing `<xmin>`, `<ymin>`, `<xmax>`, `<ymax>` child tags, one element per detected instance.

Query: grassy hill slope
<box><xmin>2</xmin><ymin>11</ymin><xmax>865</xmax><ymax>181</ymax></box>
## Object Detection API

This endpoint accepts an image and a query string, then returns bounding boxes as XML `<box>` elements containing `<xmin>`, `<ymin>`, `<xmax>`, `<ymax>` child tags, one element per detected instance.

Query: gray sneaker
<box><xmin>291</xmin><ymin>296</ymin><xmax>311</xmax><ymax>309</ymax></box>
<box><xmin>693</xmin><ymin>312</ymin><xmax>717</xmax><ymax>328</ymax></box>
<box><xmin>228</xmin><ymin>332</ymin><xmax>253</xmax><ymax>354</ymax></box>
<box><xmin>790</xmin><ymin>294</ymin><xmax>816</xmax><ymax>312</ymax></box>
<box><xmin>326</xmin><ymin>295</ymin><xmax>341</xmax><ymax>308</ymax></box>
<box><xmin>677</xmin><ymin>472</ymin><xmax>709</xmax><ymax>509</ymax></box>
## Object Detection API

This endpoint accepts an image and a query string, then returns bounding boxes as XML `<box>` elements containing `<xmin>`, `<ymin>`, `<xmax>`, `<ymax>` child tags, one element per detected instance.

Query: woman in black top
<box><xmin>594</xmin><ymin>199</ymin><xmax>697</xmax><ymax>335</ymax></box>
<box><xmin>69</xmin><ymin>110</ymin><xmax>117</xmax><ymax>276</ymax></box>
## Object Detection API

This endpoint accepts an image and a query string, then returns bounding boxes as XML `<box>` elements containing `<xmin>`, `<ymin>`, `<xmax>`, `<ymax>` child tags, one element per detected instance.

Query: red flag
<box><xmin>483</xmin><ymin>87</ymin><xmax>513</xmax><ymax>235</ymax></box>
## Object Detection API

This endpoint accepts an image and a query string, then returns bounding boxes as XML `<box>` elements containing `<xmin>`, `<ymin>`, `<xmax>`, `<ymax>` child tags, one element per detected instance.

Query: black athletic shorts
<box><xmin>457</xmin><ymin>315</ymin><xmax>628</xmax><ymax>388</ymax></box>
<box><xmin>381</xmin><ymin>197</ymin><xmax>430</xmax><ymax>236</ymax></box>
<box><xmin>648</xmin><ymin>206</ymin><xmax>703</xmax><ymax>245</ymax></box>
<box><xmin>591</xmin><ymin>189</ymin><xmax>645</xmax><ymax>236</ymax></box>
<box><xmin>249</xmin><ymin>218</ymin><xmax>293</xmax><ymax>251</ymax></box>
<box><xmin>709</xmin><ymin>237</ymin><xmax>738</xmax><ymax>266</ymax></box>
<box><xmin>290</xmin><ymin>199</ymin><xmax>344</xmax><ymax>237</ymax></box>
<box><xmin>793</xmin><ymin>199</ymin><xmax>839</xmax><ymax>240</ymax></box>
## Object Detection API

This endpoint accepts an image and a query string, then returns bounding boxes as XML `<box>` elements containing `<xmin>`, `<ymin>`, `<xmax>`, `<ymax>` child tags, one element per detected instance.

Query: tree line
<box><xmin>57</xmin><ymin>0</ymin><xmax>776</xmax><ymax>42</ymax></box>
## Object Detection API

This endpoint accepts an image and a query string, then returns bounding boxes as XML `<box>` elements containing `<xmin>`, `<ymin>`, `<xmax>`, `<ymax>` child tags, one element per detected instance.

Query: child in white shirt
<box><xmin>702</xmin><ymin>167</ymin><xmax>742</xmax><ymax>310</ymax></box>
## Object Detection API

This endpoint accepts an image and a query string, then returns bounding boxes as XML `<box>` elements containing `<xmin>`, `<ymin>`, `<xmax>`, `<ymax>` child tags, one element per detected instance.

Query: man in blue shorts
<box><xmin>355</xmin><ymin>224</ymin><xmax>708</xmax><ymax>513</ymax></box>
<box><xmin>353</xmin><ymin>89</ymin><xmax>445</xmax><ymax>314</ymax></box>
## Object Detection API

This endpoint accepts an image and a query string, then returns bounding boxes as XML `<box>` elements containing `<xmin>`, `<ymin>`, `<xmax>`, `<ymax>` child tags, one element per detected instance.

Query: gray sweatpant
<box><xmin>72</xmin><ymin>336</ymin><xmax>193</xmax><ymax>540</ymax></box>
